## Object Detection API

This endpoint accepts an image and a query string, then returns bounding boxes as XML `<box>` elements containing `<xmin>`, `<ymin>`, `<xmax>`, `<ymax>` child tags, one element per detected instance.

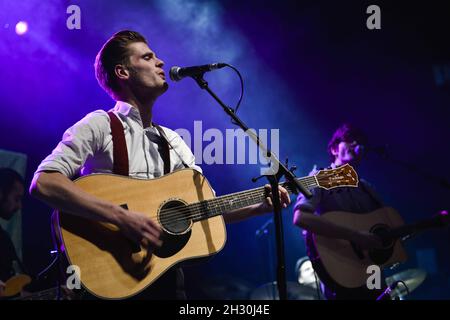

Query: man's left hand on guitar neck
<box><xmin>258</xmin><ymin>184</ymin><xmax>291</xmax><ymax>213</ymax></box>
<box><xmin>223</xmin><ymin>185</ymin><xmax>291</xmax><ymax>223</ymax></box>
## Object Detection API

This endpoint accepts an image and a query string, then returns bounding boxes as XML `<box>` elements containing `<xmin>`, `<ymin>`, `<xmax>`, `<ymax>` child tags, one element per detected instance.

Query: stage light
<box><xmin>15</xmin><ymin>21</ymin><xmax>28</xmax><ymax>35</ymax></box>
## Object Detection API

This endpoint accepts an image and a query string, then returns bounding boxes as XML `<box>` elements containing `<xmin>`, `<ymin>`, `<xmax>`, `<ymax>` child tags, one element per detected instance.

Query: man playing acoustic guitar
<box><xmin>293</xmin><ymin>123</ymin><xmax>389</xmax><ymax>300</ymax></box>
<box><xmin>29</xmin><ymin>30</ymin><xmax>290</xmax><ymax>300</ymax></box>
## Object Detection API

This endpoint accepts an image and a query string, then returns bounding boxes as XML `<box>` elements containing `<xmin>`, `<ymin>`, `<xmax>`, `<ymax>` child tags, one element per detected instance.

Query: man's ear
<box><xmin>114</xmin><ymin>64</ymin><xmax>129</xmax><ymax>80</ymax></box>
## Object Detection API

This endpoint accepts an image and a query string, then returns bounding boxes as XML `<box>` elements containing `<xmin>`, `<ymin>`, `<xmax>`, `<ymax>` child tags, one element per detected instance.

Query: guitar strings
<box><xmin>156</xmin><ymin>179</ymin><xmax>317</xmax><ymax>224</ymax></box>
<box><xmin>153</xmin><ymin>174</ymin><xmax>348</xmax><ymax>226</ymax></box>
<box><xmin>151</xmin><ymin>179</ymin><xmax>319</xmax><ymax>226</ymax></box>
<box><xmin>128</xmin><ymin>169</ymin><xmax>354</xmax><ymax>227</ymax></box>
<box><xmin>160</xmin><ymin>177</ymin><xmax>352</xmax><ymax>227</ymax></box>
<box><xmin>155</xmin><ymin>179</ymin><xmax>319</xmax><ymax>225</ymax></box>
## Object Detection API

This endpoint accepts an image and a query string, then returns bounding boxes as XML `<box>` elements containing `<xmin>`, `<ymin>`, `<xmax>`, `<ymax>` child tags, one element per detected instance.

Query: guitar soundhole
<box><xmin>154</xmin><ymin>199</ymin><xmax>192</xmax><ymax>258</ymax></box>
<box><xmin>158</xmin><ymin>199</ymin><xmax>192</xmax><ymax>235</ymax></box>
<box><xmin>368</xmin><ymin>224</ymin><xmax>395</xmax><ymax>264</ymax></box>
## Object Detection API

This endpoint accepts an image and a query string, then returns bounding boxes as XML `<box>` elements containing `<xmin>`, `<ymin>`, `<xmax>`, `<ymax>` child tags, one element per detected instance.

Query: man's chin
<box><xmin>154</xmin><ymin>82</ymin><xmax>169</xmax><ymax>96</ymax></box>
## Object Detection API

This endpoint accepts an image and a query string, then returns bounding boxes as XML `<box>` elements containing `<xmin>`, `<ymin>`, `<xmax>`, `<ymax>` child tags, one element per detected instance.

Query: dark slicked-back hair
<box><xmin>94</xmin><ymin>30</ymin><xmax>147</xmax><ymax>99</ymax></box>
<box><xmin>327</xmin><ymin>123</ymin><xmax>368</xmax><ymax>161</ymax></box>
<box><xmin>0</xmin><ymin>168</ymin><xmax>24</xmax><ymax>198</ymax></box>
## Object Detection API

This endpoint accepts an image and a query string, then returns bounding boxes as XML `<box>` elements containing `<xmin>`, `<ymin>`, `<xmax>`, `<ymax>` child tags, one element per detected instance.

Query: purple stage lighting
<box><xmin>15</xmin><ymin>21</ymin><xmax>28</xmax><ymax>35</ymax></box>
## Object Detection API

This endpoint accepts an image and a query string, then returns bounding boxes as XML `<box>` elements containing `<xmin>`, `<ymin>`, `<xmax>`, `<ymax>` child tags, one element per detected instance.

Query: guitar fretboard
<box><xmin>187</xmin><ymin>175</ymin><xmax>319</xmax><ymax>222</ymax></box>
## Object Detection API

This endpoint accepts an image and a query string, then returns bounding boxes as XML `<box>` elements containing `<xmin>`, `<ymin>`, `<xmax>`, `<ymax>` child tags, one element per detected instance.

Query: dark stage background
<box><xmin>1</xmin><ymin>0</ymin><xmax>449</xmax><ymax>299</ymax></box>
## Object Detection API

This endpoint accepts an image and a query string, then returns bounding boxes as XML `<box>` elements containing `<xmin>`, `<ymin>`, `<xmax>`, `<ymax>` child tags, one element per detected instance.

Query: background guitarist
<box><xmin>29</xmin><ymin>30</ymin><xmax>290</xmax><ymax>300</ymax></box>
<box><xmin>293</xmin><ymin>123</ymin><xmax>389</xmax><ymax>300</ymax></box>
<box><xmin>0</xmin><ymin>168</ymin><xmax>27</xmax><ymax>298</ymax></box>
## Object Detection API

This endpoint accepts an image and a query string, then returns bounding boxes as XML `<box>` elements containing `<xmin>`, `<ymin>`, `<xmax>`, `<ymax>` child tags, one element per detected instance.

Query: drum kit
<box><xmin>385</xmin><ymin>268</ymin><xmax>427</xmax><ymax>300</ymax></box>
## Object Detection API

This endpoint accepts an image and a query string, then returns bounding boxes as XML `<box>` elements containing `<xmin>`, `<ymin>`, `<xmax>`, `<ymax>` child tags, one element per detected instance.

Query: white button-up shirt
<box><xmin>35</xmin><ymin>101</ymin><xmax>202</xmax><ymax>180</ymax></box>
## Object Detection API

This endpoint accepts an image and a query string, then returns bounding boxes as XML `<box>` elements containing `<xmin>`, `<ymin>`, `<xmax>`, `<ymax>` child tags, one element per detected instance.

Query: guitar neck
<box><xmin>190</xmin><ymin>175</ymin><xmax>318</xmax><ymax>222</ymax></box>
<box><xmin>388</xmin><ymin>215</ymin><xmax>448</xmax><ymax>241</ymax></box>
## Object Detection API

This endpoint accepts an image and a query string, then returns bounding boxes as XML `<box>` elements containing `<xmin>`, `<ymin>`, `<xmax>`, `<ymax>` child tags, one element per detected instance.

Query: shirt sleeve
<box><xmin>34</xmin><ymin>110</ymin><xmax>109</xmax><ymax>179</ymax></box>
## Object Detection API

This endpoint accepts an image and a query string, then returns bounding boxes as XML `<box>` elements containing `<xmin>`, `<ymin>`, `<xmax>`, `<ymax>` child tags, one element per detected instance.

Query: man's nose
<box><xmin>156</xmin><ymin>58</ymin><xmax>164</xmax><ymax>68</ymax></box>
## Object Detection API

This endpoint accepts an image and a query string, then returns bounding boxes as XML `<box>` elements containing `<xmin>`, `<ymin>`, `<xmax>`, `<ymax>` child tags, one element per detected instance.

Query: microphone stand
<box><xmin>191</xmin><ymin>73</ymin><xmax>312</xmax><ymax>300</ymax></box>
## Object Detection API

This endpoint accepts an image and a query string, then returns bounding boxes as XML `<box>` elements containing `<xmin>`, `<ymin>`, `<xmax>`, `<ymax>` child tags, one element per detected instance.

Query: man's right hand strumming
<box><xmin>30</xmin><ymin>171</ymin><xmax>164</xmax><ymax>251</ymax></box>
<box><xmin>118</xmin><ymin>208</ymin><xmax>163</xmax><ymax>250</ymax></box>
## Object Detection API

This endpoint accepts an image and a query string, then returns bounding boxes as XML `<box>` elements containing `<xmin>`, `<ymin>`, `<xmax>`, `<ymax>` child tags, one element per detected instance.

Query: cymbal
<box><xmin>250</xmin><ymin>281</ymin><xmax>318</xmax><ymax>300</ymax></box>
<box><xmin>386</xmin><ymin>268</ymin><xmax>427</xmax><ymax>298</ymax></box>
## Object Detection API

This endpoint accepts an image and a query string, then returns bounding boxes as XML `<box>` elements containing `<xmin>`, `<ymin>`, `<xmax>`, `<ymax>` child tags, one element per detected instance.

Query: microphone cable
<box><xmin>223</xmin><ymin>63</ymin><xmax>244</xmax><ymax>124</ymax></box>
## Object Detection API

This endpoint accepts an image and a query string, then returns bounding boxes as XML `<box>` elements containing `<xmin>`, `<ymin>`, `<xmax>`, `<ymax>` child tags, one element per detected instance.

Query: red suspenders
<box><xmin>107</xmin><ymin>111</ymin><xmax>171</xmax><ymax>176</ymax></box>
<box><xmin>107</xmin><ymin>112</ymin><xmax>129</xmax><ymax>176</ymax></box>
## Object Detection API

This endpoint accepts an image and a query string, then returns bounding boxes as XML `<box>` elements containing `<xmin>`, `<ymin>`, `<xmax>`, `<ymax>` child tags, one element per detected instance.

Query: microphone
<box><xmin>354</xmin><ymin>144</ymin><xmax>388</xmax><ymax>156</ymax></box>
<box><xmin>169</xmin><ymin>63</ymin><xmax>227</xmax><ymax>81</ymax></box>
<box><xmin>354</xmin><ymin>144</ymin><xmax>365</xmax><ymax>156</ymax></box>
<box><xmin>376</xmin><ymin>281</ymin><xmax>399</xmax><ymax>301</ymax></box>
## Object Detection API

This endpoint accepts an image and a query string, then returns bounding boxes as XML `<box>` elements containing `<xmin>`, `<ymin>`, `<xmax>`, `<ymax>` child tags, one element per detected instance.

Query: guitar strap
<box><xmin>107</xmin><ymin>112</ymin><xmax>175</xmax><ymax>176</ymax></box>
<box><xmin>107</xmin><ymin>112</ymin><xmax>129</xmax><ymax>176</ymax></box>
<box><xmin>153</xmin><ymin>124</ymin><xmax>172</xmax><ymax>175</ymax></box>
<box><xmin>153</xmin><ymin>123</ymin><xmax>189</xmax><ymax>171</ymax></box>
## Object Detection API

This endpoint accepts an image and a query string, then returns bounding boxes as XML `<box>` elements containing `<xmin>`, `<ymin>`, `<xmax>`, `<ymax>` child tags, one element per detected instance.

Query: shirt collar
<box><xmin>113</xmin><ymin>100</ymin><xmax>153</xmax><ymax>128</ymax></box>
<box><xmin>113</xmin><ymin>101</ymin><xmax>140</xmax><ymax>118</ymax></box>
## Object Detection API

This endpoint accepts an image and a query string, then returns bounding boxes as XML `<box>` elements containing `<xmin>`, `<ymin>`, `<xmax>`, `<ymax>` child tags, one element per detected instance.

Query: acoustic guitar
<box><xmin>56</xmin><ymin>164</ymin><xmax>358</xmax><ymax>299</ymax></box>
<box><xmin>305</xmin><ymin>207</ymin><xmax>449</xmax><ymax>293</ymax></box>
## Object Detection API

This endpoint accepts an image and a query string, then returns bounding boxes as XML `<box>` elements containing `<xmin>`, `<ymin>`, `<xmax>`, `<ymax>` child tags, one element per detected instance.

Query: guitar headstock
<box><xmin>315</xmin><ymin>164</ymin><xmax>359</xmax><ymax>190</ymax></box>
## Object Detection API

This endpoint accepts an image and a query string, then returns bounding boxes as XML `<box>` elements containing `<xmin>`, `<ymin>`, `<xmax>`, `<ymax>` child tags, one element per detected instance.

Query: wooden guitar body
<box><xmin>306</xmin><ymin>207</ymin><xmax>408</xmax><ymax>292</ymax></box>
<box><xmin>57</xmin><ymin>169</ymin><xmax>226</xmax><ymax>299</ymax></box>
